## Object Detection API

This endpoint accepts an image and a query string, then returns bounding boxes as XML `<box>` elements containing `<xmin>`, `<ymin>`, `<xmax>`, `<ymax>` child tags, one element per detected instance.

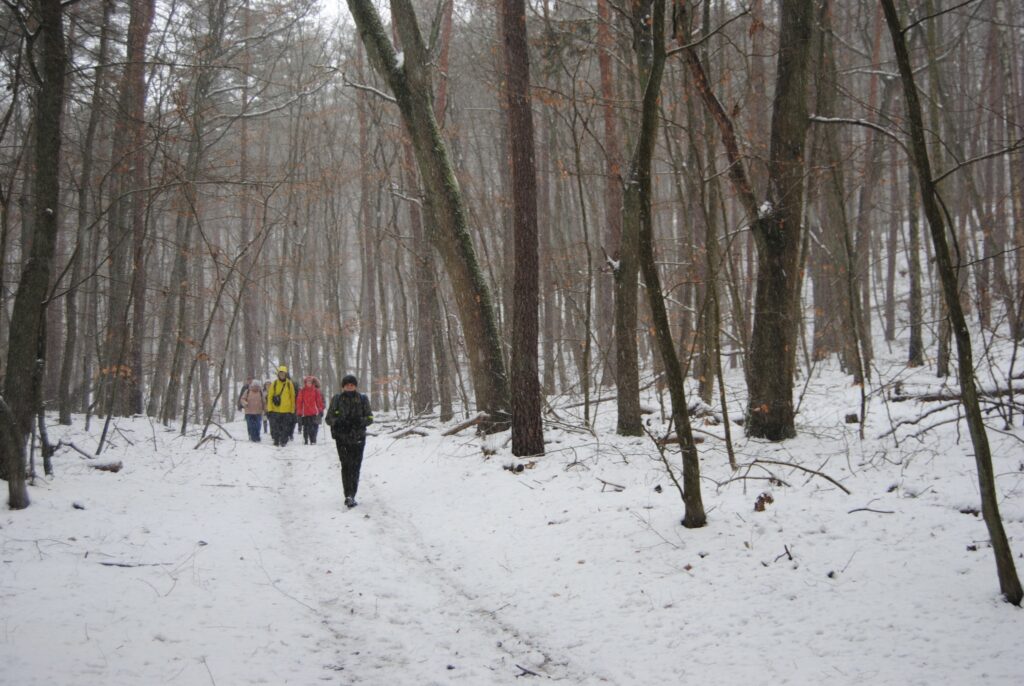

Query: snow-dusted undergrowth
<box><xmin>2</xmin><ymin>351</ymin><xmax>1022</xmax><ymax>684</ymax></box>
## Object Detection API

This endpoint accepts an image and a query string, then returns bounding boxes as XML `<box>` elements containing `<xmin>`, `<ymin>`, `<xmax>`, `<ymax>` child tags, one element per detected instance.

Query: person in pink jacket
<box><xmin>240</xmin><ymin>381</ymin><xmax>266</xmax><ymax>442</ymax></box>
<box><xmin>295</xmin><ymin>375</ymin><xmax>326</xmax><ymax>445</ymax></box>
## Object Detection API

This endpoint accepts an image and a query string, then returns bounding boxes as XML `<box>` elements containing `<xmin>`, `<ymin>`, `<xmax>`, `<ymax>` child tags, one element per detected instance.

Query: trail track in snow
<box><xmin>273</xmin><ymin>437</ymin><xmax>598</xmax><ymax>684</ymax></box>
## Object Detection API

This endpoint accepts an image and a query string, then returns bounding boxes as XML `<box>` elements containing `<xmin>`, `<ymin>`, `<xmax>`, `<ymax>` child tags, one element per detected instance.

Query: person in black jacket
<box><xmin>326</xmin><ymin>374</ymin><xmax>374</xmax><ymax>508</ymax></box>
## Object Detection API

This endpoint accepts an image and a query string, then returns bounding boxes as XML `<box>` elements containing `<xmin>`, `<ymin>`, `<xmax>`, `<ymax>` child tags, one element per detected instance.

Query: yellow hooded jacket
<box><xmin>266</xmin><ymin>376</ymin><xmax>297</xmax><ymax>413</ymax></box>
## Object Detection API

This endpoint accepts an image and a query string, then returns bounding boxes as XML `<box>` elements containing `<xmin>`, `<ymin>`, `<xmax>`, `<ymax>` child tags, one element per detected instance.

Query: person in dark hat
<box><xmin>325</xmin><ymin>375</ymin><xmax>374</xmax><ymax>508</ymax></box>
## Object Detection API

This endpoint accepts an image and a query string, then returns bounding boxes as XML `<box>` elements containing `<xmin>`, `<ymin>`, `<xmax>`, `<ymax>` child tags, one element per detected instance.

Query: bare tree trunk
<box><xmin>126</xmin><ymin>0</ymin><xmax>155</xmax><ymax>416</ymax></box>
<box><xmin>239</xmin><ymin>0</ymin><xmax>260</xmax><ymax>381</ymax></box>
<box><xmin>59</xmin><ymin>0</ymin><xmax>114</xmax><ymax>425</ymax></box>
<box><xmin>377</xmin><ymin>240</ymin><xmax>391</xmax><ymax>412</ymax></box>
<box><xmin>406</xmin><ymin>141</ymin><xmax>434</xmax><ymax>415</ymax></box>
<box><xmin>636</xmin><ymin>0</ymin><xmax>705</xmax><ymax>527</ymax></box>
<box><xmin>881</xmin><ymin>0</ymin><xmax>1022</xmax><ymax>606</ymax></box>
<box><xmin>676</xmin><ymin>0</ymin><xmax>814</xmax><ymax>440</ymax></box>
<box><xmin>612</xmin><ymin>0</ymin><xmax>652</xmax><ymax>438</ymax></box>
<box><xmin>849</xmin><ymin>4</ymin><xmax>888</xmax><ymax>368</ymax></box>
<box><xmin>907</xmin><ymin>166</ymin><xmax>926</xmax><ymax>367</ymax></box>
<box><xmin>348</xmin><ymin>0</ymin><xmax>510</xmax><ymax>426</ymax></box>
<box><xmin>502</xmin><ymin>0</ymin><xmax>544</xmax><ymax>455</ymax></box>
<box><xmin>160</xmin><ymin>0</ymin><xmax>227</xmax><ymax>425</ymax></box>
<box><xmin>596</xmin><ymin>0</ymin><xmax>623</xmax><ymax>386</ymax></box>
<box><xmin>0</xmin><ymin>0</ymin><xmax>66</xmax><ymax>508</ymax></box>
<box><xmin>539</xmin><ymin>110</ymin><xmax>557</xmax><ymax>397</ymax></box>
<box><xmin>1008</xmin><ymin>0</ymin><xmax>1024</xmax><ymax>342</ymax></box>
<box><xmin>812</xmin><ymin>2</ymin><xmax>866</xmax><ymax>388</ymax></box>
<box><xmin>743</xmin><ymin>0</ymin><xmax>815</xmax><ymax>440</ymax></box>
<box><xmin>432</xmin><ymin>274</ymin><xmax>453</xmax><ymax>422</ymax></box>
<box><xmin>101</xmin><ymin>0</ymin><xmax>155</xmax><ymax>417</ymax></box>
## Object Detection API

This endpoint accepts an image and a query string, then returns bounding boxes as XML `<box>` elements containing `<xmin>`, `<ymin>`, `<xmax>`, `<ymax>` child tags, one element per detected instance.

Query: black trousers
<box><xmin>268</xmin><ymin>412</ymin><xmax>295</xmax><ymax>445</ymax></box>
<box><xmin>336</xmin><ymin>440</ymin><xmax>366</xmax><ymax>499</ymax></box>
<box><xmin>299</xmin><ymin>415</ymin><xmax>320</xmax><ymax>443</ymax></box>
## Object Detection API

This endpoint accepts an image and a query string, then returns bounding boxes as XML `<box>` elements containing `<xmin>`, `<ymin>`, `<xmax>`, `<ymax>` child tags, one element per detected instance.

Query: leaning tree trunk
<box><xmin>634</xmin><ymin>0</ymin><xmax>705</xmax><ymax>527</ymax></box>
<box><xmin>0</xmin><ymin>0</ymin><xmax>66</xmax><ymax>508</ymax></box>
<box><xmin>881</xmin><ymin>0</ymin><xmax>1022</xmax><ymax>607</ymax></box>
<box><xmin>347</xmin><ymin>0</ymin><xmax>510</xmax><ymax>426</ymax></box>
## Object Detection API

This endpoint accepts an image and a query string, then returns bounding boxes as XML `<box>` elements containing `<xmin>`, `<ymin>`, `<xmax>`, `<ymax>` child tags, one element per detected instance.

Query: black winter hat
<box><xmin>342</xmin><ymin>374</ymin><xmax>358</xmax><ymax>387</ymax></box>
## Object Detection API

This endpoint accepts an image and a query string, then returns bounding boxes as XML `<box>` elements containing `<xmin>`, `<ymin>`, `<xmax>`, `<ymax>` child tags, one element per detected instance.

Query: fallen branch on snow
<box><xmin>747</xmin><ymin>458</ymin><xmax>851</xmax><ymax>495</ymax></box>
<box><xmin>56</xmin><ymin>440</ymin><xmax>98</xmax><ymax>460</ymax></box>
<box><xmin>597</xmin><ymin>477</ymin><xmax>625</xmax><ymax>492</ymax></box>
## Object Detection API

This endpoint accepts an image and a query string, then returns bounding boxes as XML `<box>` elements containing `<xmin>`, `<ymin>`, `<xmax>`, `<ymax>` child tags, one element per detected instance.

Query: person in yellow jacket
<box><xmin>266</xmin><ymin>365</ymin><xmax>297</xmax><ymax>447</ymax></box>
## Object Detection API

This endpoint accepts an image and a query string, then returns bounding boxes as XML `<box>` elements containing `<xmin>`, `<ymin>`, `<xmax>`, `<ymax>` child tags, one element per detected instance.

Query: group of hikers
<box><xmin>238</xmin><ymin>365</ymin><xmax>374</xmax><ymax>508</ymax></box>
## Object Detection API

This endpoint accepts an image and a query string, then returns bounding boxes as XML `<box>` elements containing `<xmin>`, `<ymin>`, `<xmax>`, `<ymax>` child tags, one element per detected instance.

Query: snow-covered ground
<box><xmin>2</xmin><ymin>359</ymin><xmax>1023</xmax><ymax>685</ymax></box>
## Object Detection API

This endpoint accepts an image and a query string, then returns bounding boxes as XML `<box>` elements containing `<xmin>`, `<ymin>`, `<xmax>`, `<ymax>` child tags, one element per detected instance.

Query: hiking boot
<box><xmin>345</xmin><ymin>497</ymin><xmax>356</xmax><ymax>508</ymax></box>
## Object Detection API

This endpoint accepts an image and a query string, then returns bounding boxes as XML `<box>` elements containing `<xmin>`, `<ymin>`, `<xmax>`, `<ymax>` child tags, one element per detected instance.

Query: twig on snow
<box><xmin>847</xmin><ymin>507</ymin><xmax>895</xmax><ymax>515</ymax></box>
<box><xmin>774</xmin><ymin>545</ymin><xmax>794</xmax><ymax>563</ymax></box>
<box><xmin>201</xmin><ymin>655</ymin><xmax>217</xmax><ymax>686</ymax></box>
<box><xmin>515</xmin><ymin>664</ymin><xmax>541</xmax><ymax>678</ymax></box>
<box><xmin>193</xmin><ymin>434</ymin><xmax>222</xmax><ymax>451</ymax></box>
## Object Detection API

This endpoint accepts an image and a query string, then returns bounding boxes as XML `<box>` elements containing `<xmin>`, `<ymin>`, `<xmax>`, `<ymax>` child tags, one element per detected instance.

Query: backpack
<box><xmin>327</xmin><ymin>392</ymin><xmax>372</xmax><ymax>441</ymax></box>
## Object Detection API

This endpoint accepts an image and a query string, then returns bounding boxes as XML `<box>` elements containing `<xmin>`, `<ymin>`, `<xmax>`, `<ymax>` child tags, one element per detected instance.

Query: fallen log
<box><xmin>890</xmin><ymin>384</ymin><xmax>1024</xmax><ymax>403</ymax></box>
<box><xmin>391</xmin><ymin>427</ymin><xmax>430</xmax><ymax>439</ymax></box>
<box><xmin>442</xmin><ymin>412</ymin><xmax>488</xmax><ymax>436</ymax></box>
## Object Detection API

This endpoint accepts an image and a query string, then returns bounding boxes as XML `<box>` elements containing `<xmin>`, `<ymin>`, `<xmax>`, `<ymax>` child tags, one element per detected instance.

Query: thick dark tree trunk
<box><xmin>882</xmin><ymin>0</ymin><xmax>1022</xmax><ymax>606</ymax></box>
<box><xmin>743</xmin><ymin>0</ymin><xmax>814</xmax><ymax>440</ymax></box>
<box><xmin>675</xmin><ymin>0</ymin><xmax>814</xmax><ymax>440</ymax></box>
<box><xmin>502</xmin><ymin>0</ymin><xmax>544</xmax><ymax>455</ymax></box>
<box><xmin>126</xmin><ymin>0</ymin><xmax>155</xmax><ymax>416</ymax></box>
<box><xmin>101</xmin><ymin>0</ymin><xmax>155</xmax><ymax>418</ymax></box>
<box><xmin>0</xmin><ymin>0</ymin><xmax>66</xmax><ymax>508</ymax></box>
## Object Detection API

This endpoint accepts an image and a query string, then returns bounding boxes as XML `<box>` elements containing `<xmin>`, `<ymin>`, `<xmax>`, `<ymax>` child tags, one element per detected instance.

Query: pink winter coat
<box><xmin>241</xmin><ymin>384</ymin><xmax>265</xmax><ymax>415</ymax></box>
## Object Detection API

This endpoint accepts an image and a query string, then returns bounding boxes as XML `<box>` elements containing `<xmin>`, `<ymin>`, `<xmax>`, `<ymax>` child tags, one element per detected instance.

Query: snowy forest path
<box><xmin>272</xmin><ymin>435</ymin><xmax>597</xmax><ymax>684</ymax></box>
